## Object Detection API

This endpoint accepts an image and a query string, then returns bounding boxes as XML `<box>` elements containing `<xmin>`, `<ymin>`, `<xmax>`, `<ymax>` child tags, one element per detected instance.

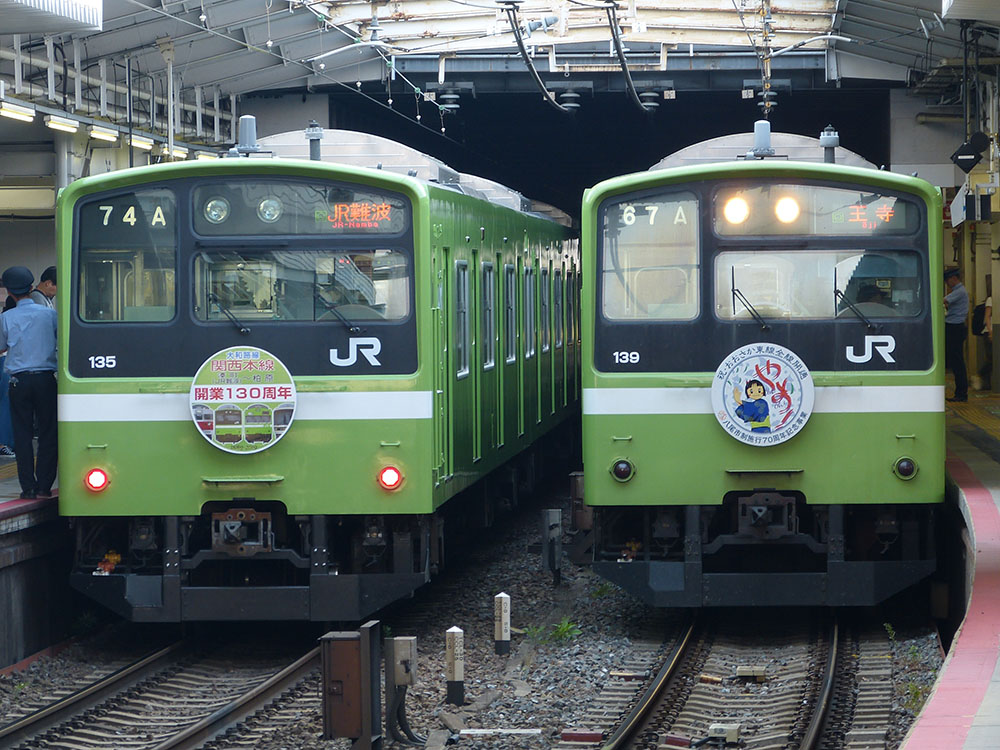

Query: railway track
<box><xmin>555</xmin><ymin>614</ymin><xmax>901</xmax><ymax>750</ymax></box>
<box><xmin>0</xmin><ymin>639</ymin><xmax>319</xmax><ymax>750</ymax></box>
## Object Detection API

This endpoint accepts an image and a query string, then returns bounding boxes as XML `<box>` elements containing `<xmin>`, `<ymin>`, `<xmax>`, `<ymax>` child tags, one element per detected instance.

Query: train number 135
<box><xmin>88</xmin><ymin>355</ymin><xmax>117</xmax><ymax>369</ymax></box>
<box><xmin>612</xmin><ymin>351</ymin><xmax>640</xmax><ymax>364</ymax></box>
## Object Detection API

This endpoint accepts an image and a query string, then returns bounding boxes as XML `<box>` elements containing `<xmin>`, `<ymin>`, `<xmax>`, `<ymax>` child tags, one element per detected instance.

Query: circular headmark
<box><xmin>711</xmin><ymin>343</ymin><xmax>814</xmax><ymax>447</ymax></box>
<box><xmin>190</xmin><ymin>346</ymin><xmax>297</xmax><ymax>454</ymax></box>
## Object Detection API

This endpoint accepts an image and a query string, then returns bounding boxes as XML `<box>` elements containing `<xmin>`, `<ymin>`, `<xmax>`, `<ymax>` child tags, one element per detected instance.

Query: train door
<box><xmin>481</xmin><ymin>258</ymin><xmax>499</xmax><ymax>451</ymax></box>
<box><xmin>503</xmin><ymin>261</ymin><xmax>518</xmax><ymax>444</ymax></box>
<box><xmin>517</xmin><ymin>255</ymin><xmax>526</xmax><ymax>437</ymax></box>
<box><xmin>523</xmin><ymin>259</ymin><xmax>537</xmax><ymax>435</ymax></box>
<box><xmin>469</xmin><ymin>249</ymin><xmax>482</xmax><ymax>462</ymax></box>
<box><xmin>433</xmin><ymin>248</ymin><xmax>452</xmax><ymax>484</ymax></box>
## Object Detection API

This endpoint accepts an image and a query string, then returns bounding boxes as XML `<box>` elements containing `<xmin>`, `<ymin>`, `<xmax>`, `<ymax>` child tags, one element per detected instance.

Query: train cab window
<box><xmin>482</xmin><ymin>262</ymin><xmax>496</xmax><ymax>370</ymax></box>
<box><xmin>600</xmin><ymin>192</ymin><xmax>700</xmax><ymax>320</ymax></box>
<box><xmin>456</xmin><ymin>261</ymin><xmax>470</xmax><ymax>378</ymax></box>
<box><xmin>525</xmin><ymin>267</ymin><xmax>536</xmax><ymax>358</ymax></box>
<box><xmin>504</xmin><ymin>264</ymin><xmax>517</xmax><ymax>364</ymax></box>
<box><xmin>192</xmin><ymin>249</ymin><xmax>409</xmax><ymax>323</ymax></box>
<box><xmin>76</xmin><ymin>188</ymin><xmax>177</xmax><ymax>322</ymax></box>
<box><xmin>554</xmin><ymin>270</ymin><xmax>564</xmax><ymax>348</ymax></box>
<box><xmin>541</xmin><ymin>268</ymin><xmax>551</xmax><ymax>352</ymax></box>
<box><xmin>715</xmin><ymin>249</ymin><xmax>923</xmax><ymax>320</ymax></box>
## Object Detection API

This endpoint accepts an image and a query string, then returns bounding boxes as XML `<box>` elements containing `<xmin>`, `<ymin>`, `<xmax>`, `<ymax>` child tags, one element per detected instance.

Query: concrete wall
<box><xmin>242</xmin><ymin>93</ymin><xmax>330</xmax><ymax>138</ymax></box>
<box><xmin>889</xmin><ymin>88</ymin><xmax>965</xmax><ymax>188</ymax></box>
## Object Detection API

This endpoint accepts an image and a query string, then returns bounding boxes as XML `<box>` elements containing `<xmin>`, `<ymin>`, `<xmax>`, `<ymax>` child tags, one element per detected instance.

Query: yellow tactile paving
<box><xmin>947</xmin><ymin>394</ymin><xmax>1000</xmax><ymax>440</ymax></box>
<box><xmin>0</xmin><ymin>461</ymin><xmax>15</xmax><ymax>480</ymax></box>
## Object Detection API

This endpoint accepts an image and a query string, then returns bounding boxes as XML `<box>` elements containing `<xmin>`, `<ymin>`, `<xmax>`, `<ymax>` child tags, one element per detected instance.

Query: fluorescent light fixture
<box><xmin>167</xmin><ymin>145</ymin><xmax>188</xmax><ymax>159</ymax></box>
<box><xmin>195</xmin><ymin>151</ymin><xmax>219</xmax><ymax>160</ymax></box>
<box><xmin>0</xmin><ymin>100</ymin><xmax>35</xmax><ymax>122</ymax></box>
<box><xmin>45</xmin><ymin>115</ymin><xmax>80</xmax><ymax>133</ymax></box>
<box><xmin>130</xmin><ymin>134</ymin><xmax>154</xmax><ymax>151</ymax></box>
<box><xmin>87</xmin><ymin>124</ymin><xmax>118</xmax><ymax>142</ymax></box>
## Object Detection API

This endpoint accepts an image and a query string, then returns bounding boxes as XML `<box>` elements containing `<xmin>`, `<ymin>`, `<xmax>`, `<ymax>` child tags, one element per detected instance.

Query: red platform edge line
<box><xmin>902</xmin><ymin>453</ymin><xmax>1000</xmax><ymax>749</ymax></box>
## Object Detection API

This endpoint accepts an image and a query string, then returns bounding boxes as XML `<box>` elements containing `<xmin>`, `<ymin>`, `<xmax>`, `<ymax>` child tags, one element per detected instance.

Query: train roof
<box><xmin>650</xmin><ymin>131</ymin><xmax>875</xmax><ymax>170</ymax></box>
<box><xmin>256</xmin><ymin>128</ymin><xmax>572</xmax><ymax>227</ymax></box>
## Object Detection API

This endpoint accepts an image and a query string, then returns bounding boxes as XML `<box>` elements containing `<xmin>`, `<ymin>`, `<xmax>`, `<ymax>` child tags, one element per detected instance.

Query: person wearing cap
<box><xmin>0</xmin><ymin>266</ymin><xmax>57</xmax><ymax>499</ymax></box>
<box><xmin>29</xmin><ymin>266</ymin><xmax>56</xmax><ymax>310</ymax></box>
<box><xmin>944</xmin><ymin>267</ymin><xmax>969</xmax><ymax>402</ymax></box>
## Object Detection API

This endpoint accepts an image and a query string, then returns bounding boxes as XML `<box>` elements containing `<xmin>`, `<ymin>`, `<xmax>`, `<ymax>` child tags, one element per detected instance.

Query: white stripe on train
<box><xmin>58</xmin><ymin>391</ymin><xmax>435</xmax><ymax>422</ymax></box>
<box><xmin>582</xmin><ymin>385</ymin><xmax>944</xmax><ymax>415</ymax></box>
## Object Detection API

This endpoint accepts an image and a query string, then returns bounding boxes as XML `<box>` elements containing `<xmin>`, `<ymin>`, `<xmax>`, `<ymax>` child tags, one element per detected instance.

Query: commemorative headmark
<box><xmin>190</xmin><ymin>346</ymin><xmax>297</xmax><ymax>454</ymax></box>
<box><xmin>711</xmin><ymin>343</ymin><xmax>815</xmax><ymax>446</ymax></box>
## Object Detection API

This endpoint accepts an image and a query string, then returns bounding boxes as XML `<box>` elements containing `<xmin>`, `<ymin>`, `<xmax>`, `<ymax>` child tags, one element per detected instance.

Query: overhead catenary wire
<box><xmin>497</xmin><ymin>0</ymin><xmax>571</xmax><ymax>114</ymax></box>
<box><xmin>604</xmin><ymin>1</ymin><xmax>650</xmax><ymax>114</ymax></box>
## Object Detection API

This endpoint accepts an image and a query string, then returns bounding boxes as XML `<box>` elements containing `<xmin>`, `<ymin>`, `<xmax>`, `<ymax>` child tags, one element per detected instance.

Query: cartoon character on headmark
<box><xmin>733</xmin><ymin>378</ymin><xmax>771</xmax><ymax>433</ymax></box>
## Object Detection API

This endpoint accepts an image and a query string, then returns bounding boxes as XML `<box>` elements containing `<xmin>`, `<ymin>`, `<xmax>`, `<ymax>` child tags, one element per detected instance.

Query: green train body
<box><xmin>58</xmin><ymin>138</ymin><xmax>579</xmax><ymax>621</ymax></box>
<box><xmin>581</xmin><ymin>139</ymin><xmax>944</xmax><ymax>607</ymax></box>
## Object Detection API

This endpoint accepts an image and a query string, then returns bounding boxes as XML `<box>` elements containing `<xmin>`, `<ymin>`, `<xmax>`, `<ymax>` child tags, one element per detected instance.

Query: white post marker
<box><xmin>446</xmin><ymin>626</ymin><xmax>464</xmax><ymax>705</ymax></box>
<box><xmin>494</xmin><ymin>592</ymin><xmax>511</xmax><ymax>655</ymax></box>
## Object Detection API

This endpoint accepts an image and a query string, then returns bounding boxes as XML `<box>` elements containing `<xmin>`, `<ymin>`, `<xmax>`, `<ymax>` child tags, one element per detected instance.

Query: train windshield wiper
<box><xmin>834</xmin><ymin>289</ymin><xmax>877</xmax><ymax>330</ymax></box>
<box><xmin>207</xmin><ymin>292</ymin><xmax>251</xmax><ymax>335</ymax></box>
<box><xmin>731</xmin><ymin>286</ymin><xmax>770</xmax><ymax>331</ymax></box>
<box><xmin>315</xmin><ymin>294</ymin><xmax>361</xmax><ymax>334</ymax></box>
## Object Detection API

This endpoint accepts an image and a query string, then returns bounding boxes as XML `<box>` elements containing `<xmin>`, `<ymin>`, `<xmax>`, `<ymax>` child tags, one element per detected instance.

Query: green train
<box><xmin>580</xmin><ymin>125</ymin><xmax>944</xmax><ymax>606</ymax></box>
<box><xmin>58</xmin><ymin>125</ymin><xmax>579</xmax><ymax>621</ymax></box>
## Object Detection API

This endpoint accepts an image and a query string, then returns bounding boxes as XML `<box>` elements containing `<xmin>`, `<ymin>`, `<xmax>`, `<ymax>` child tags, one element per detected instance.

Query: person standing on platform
<box><xmin>29</xmin><ymin>266</ymin><xmax>56</xmax><ymax>310</ymax></box>
<box><xmin>0</xmin><ymin>267</ymin><xmax>57</xmax><ymax>499</ymax></box>
<box><xmin>944</xmin><ymin>267</ymin><xmax>970</xmax><ymax>402</ymax></box>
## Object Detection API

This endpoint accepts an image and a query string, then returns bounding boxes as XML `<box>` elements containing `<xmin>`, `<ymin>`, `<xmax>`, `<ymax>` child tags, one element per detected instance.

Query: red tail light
<box><xmin>378</xmin><ymin>466</ymin><xmax>403</xmax><ymax>490</ymax></box>
<box><xmin>85</xmin><ymin>468</ymin><xmax>110</xmax><ymax>492</ymax></box>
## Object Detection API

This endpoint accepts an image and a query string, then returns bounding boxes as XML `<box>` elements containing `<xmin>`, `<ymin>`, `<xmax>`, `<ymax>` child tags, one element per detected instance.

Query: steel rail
<box><xmin>0</xmin><ymin>640</ymin><xmax>188</xmax><ymax>747</ymax></box>
<box><xmin>799</xmin><ymin>620</ymin><xmax>840</xmax><ymax>750</ymax></box>
<box><xmin>600</xmin><ymin>618</ymin><xmax>697</xmax><ymax>750</ymax></box>
<box><xmin>150</xmin><ymin>645</ymin><xmax>321</xmax><ymax>750</ymax></box>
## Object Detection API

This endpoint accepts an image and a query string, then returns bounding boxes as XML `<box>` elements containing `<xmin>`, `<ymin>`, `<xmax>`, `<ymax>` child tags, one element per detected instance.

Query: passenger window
<box><xmin>554</xmin><ymin>270</ymin><xmax>564</xmax><ymax>348</ymax></box>
<box><xmin>524</xmin><ymin>267</ymin><xmax>536</xmax><ymax>359</ymax></box>
<box><xmin>456</xmin><ymin>261</ymin><xmax>470</xmax><ymax>378</ymax></box>
<box><xmin>482</xmin><ymin>262</ymin><xmax>496</xmax><ymax>370</ymax></box>
<box><xmin>541</xmin><ymin>268</ymin><xmax>550</xmax><ymax>352</ymax></box>
<box><xmin>504</xmin><ymin>264</ymin><xmax>517</xmax><ymax>364</ymax></box>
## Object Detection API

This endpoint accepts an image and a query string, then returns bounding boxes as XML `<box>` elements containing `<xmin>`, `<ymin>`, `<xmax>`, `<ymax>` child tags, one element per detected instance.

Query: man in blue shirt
<box><xmin>0</xmin><ymin>267</ymin><xmax>57</xmax><ymax>499</ymax></box>
<box><xmin>944</xmin><ymin>267</ymin><xmax>969</xmax><ymax>402</ymax></box>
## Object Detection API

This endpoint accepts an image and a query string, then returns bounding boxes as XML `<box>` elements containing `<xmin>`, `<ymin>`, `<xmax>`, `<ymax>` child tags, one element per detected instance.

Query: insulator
<box><xmin>439</xmin><ymin>92</ymin><xmax>461</xmax><ymax>111</ymax></box>
<box><xmin>639</xmin><ymin>91</ymin><xmax>659</xmax><ymax>111</ymax></box>
<box><xmin>558</xmin><ymin>90</ymin><xmax>581</xmax><ymax>110</ymax></box>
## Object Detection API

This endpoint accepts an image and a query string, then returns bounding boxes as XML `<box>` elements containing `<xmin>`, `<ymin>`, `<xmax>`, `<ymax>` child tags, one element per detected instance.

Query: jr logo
<box><xmin>846</xmin><ymin>335</ymin><xmax>897</xmax><ymax>364</ymax></box>
<box><xmin>330</xmin><ymin>337</ymin><xmax>382</xmax><ymax>367</ymax></box>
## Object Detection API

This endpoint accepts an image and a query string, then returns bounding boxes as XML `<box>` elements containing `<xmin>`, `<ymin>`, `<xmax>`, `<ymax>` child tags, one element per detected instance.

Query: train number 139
<box><xmin>88</xmin><ymin>355</ymin><xmax>117</xmax><ymax>369</ymax></box>
<box><xmin>612</xmin><ymin>351</ymin><xmax>640</xmax><ymax>364</ymax></box>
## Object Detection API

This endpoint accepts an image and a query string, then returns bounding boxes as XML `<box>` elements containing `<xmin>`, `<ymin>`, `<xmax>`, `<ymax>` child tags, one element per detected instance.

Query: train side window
<box><xmin>504</xmin><ymin>264</ymin><xmax>517</xmax><ymax>364</ymax></box>
<box><xmin>541</xmin><ymin>267</ymin><xmax>550</xmax><ymax>353</ymax></box>
<box><xmin>456</xmin><ymin>260</ymin><xmax>470</xmax><ymax>378</ymax></box>
<box><xmin>77</xmin><ymin>188</ymin><xmax>177</xmax><ymax>322</ymax></box>
<box><xmin>524</xmin><ymin>267</ymin><xmax>536</xmax><ymax>359</ymax></box>
<box><xmin>554</xmin><ymin>270</ymin><xmax>564</xmax><ymax>348</ymax></box>
<box><xmin>482</xmin><ymin>262</ymin><xmax>496</xmax><ymax>370</ymax></box>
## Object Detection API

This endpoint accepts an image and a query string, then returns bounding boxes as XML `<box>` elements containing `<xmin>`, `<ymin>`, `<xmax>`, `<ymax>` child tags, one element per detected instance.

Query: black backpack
<box><xmin>973</xmin><ymin>303</ymin><xmax>987</xmax><ymax>335</ymax></box>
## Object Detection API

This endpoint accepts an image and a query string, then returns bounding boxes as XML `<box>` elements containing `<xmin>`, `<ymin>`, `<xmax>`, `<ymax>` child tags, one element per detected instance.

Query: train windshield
<box><xmin>601</xmin><ymin>191</ymin><xmax>700</xmax><ymax>320</ymax></box>
<box><xmin>715</xmin><ymin>249</ymin><xmax>922</xmax><ymax>320</ymax></box>
<box><xmin>193</xmin><ymin>249</ymin><xmax>409</xmax><ymax>322</ymax></box>
<box><xmin>76</xmin><ymin>188</ymin><xmax>177</xmax><ymax>322</ymax></box>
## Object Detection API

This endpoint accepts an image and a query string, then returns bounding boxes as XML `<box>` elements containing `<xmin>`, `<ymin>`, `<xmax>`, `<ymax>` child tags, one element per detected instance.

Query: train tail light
<box><xmin>85</xmin><ymin>468</ymin><xmax>110</xmax><ymax>492</ymax></box>
<box><xmin>893</xmin><ymin>457</ymin><xmax>917</xmax><ymax>480</ymax></box>
<box><xmin>378</xmin><ymin>466</ymin><xmax>403</xmax><ymax>490</ymax></box>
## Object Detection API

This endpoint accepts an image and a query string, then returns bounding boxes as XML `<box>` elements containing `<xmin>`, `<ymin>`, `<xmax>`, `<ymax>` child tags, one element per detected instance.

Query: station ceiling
<box><xmin>0</xmin><ymin>0</ymin><xmax>998</xmax><ymax>148</ymax></box>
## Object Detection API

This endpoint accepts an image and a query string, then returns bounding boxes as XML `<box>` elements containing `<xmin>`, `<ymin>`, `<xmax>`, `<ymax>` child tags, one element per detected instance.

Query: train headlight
<box><xmin>257</xmin><ymin>198</ymin><xmax>283</xmax><ymax>223</ymax></box>
<box><xmin>610</xmin><ymin>459</ymin><xmax>635</xmax><ymax>482</ymax></box>
<box><xmin>723</xmin><ymin>197</ymin><xmax>750</xmax><ymax>225</ymax></box>
<box><xmin>85</xmin><ymin>468</ymin><xmax>110</xmax><ymax>492</ymax></box>
<box><xmin>893</xmin><ymin>457</ymin><xmax>918</xmax><ymax>480</ymax></box>
<box><xmin>774</xmin><ymin>196</ymin><xmax>800</xmax><ymax>223</ymax></box>
<box><xmin>203</xmin><ymin>197</ymin><xmax>230</xmax><ymax>224</ymax></box>
<box><xmin>378</xmin><ymin>465</ymin><xmax>403</xmax><ymax>490</ymax></box>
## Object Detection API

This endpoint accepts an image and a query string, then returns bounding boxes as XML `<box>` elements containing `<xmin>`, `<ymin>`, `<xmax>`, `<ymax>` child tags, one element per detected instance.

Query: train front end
<box><xmin>581</xmin><ymin>160</ymin><xmax>944</xmax><ymax>607</ymax></box>
<box><xmin>58</xmin><ymin>159</ymin><xmax>434</xmax><ymax>621</ymax></box>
